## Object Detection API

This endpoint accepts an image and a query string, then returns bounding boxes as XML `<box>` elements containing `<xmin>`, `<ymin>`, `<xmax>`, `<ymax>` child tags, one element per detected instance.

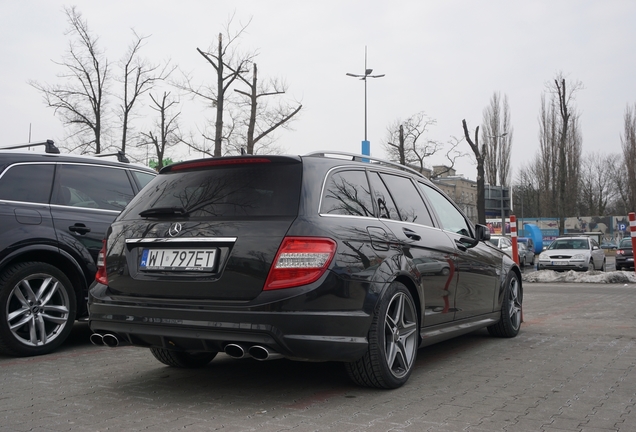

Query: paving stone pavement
<box><xmin>0</xmin><ymin>282</ymin><xmax>635</xmax><ymax>432</ymax></box>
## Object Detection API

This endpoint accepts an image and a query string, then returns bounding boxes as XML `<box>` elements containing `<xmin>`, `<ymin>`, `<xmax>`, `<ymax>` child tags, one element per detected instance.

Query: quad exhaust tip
<box><xmin>248</xmin><ymin>345</ymin><xmax>283</xmax><ymax>361</ymax></box>
<box><xmin>90</xmin><ymin>333</ymin><xmax>122</xmax><ymax>348</ymax></box>
<box><xmin>224</xmin><ymin>343</ymin><xmax>251</xmax><ymax>359</ymax></box>
<box><xmin>224</xmin><ymin>343</ymin><xmax>283</xmax><ymax>361</ymax></box>
<box><xmin>89</xmin><ymin>333</ymin><xmax>104</xmax><ymax>346</ymax></box>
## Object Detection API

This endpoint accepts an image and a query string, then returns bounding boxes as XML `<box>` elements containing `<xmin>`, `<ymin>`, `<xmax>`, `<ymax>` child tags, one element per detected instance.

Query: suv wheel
<box><xmin>487</xmin><ymin>271</ymin><xmax>521</xmax><ymax>338</ymax></box>
<box><xmin>346</xmin><ymin>281</ymin><xmax>419</xmax><ymax>389</ymax></box>
<box><xmin>150</xmin><ymin>347</ymin><xmax>217</xmax><ymax>368</ymax></box>
<box><xmin>0</xmin><ymin>262</ymin><xmax>76</xmax><ymax>356</ymax></box>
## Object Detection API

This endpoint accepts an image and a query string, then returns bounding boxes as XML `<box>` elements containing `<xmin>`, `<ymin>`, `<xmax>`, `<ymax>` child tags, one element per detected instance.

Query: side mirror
<box><xmin>475</xmin><ymin>224</ymin><xmax>491</xmax><ymax>241</ymax></box>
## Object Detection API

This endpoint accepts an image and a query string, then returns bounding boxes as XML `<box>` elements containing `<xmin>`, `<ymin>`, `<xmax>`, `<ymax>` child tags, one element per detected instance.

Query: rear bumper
<box><xmin>615</xmin><ymin>257</ymin><xmax>634</xmax><ymax>269</ymax></box>
<box><xmin>88</xmin><ymin>282</ymin><xmax>374</xmax><ymax>362</ymax></box>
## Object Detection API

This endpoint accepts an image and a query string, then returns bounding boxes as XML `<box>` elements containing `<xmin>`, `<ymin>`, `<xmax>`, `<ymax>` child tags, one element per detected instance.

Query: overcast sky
<box><xmin>2</xmin><ymin>1</ymin><xmax>635</xmax><ymax>180</ymax></box>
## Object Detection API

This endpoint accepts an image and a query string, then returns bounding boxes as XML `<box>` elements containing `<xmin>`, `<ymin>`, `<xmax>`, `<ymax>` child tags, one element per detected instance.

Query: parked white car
<box><xmin>537</xmin><ymin>236</ymin><xmax>605</xmax><ymax>272</ymax></box>
<box><xmin>488</xmin><ymin>235</ymin><xmax>513</xmax><ymax>258</ymax></box>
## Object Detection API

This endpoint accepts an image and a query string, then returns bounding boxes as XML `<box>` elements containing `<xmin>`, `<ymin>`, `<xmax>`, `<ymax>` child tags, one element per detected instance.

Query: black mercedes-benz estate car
<box><xmin>0</xmin><ymin>141</ymin><xmax>156</xmax><ymax>357</ymax></box>
<box><xmin>89</xmin><ymin>152</ymin><xmax>522</xmax><ymax>388</ymax></box>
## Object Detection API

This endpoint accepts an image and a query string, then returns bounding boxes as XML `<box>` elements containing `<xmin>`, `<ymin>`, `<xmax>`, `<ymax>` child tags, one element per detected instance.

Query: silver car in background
<box><xmin>537</xmin><ymin>236</ymin><xmax>606</xmax><ymax>272</ymax></box>
<box><xmin>517</xmin><ymin>242</ymin><xmax>534</xmax><ymax>267</ymax></box>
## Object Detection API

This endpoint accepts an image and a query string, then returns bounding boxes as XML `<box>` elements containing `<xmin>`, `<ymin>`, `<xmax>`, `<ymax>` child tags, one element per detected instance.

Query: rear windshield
<box><xmin>119</xmin><ymin>162</ymin><xmax>302</xmax><ymax>220</ymax></box>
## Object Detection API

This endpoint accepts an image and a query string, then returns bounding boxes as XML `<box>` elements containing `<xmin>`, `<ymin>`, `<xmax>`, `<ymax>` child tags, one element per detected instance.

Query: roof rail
<box><xmin>0</xmin><ymin>140</ymin><xmax>60</xmax><ymax>154</ymax></box>
<box><xmin>96</xmin><ymin>150</ymin><xmax>129</xmax><ymax>163</ymax></box>
<box><xmin>304</xmin><ymin>150</ymin><xmax>426</xmax><ymax>179</ymax></box>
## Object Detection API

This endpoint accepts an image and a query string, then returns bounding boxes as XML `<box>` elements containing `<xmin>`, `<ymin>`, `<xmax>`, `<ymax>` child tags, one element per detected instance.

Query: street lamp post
<box><xmin>346</xmin><ymin>46</ymin><xmax>384</xmax><ymax>157</ymax></box>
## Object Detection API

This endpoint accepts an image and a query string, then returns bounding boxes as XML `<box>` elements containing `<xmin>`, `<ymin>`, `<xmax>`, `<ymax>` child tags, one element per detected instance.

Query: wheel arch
<box><xmin>391</xmin><ymin>273</ymin><xmax>422</xmax><ymax>337</ymax></box>
<box><xmin>0</xmin><ymin>246</ymin><xmax>89</xmax><ymax>317</ymax></box>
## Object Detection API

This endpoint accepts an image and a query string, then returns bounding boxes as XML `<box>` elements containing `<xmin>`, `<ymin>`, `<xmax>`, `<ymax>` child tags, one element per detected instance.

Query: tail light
<box><xmin>264</xmin><ymin>237</ymin><xmax>337</xmax><ymax>290</ymax></box>
<box><xmin>617</xmin><ymin>249</ymin><xmax>625</xmax><ymax>255</ymax></box>
<box><xmin>95</xmin><ymin>239</ymin><xmax>108</xmax><ymax>285</ymax></box>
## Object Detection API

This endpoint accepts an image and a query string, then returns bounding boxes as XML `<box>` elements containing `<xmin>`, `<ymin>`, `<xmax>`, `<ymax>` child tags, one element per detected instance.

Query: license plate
<box><xmin>140</xmin><ymin>248</ymin><xmax>217</xmax><ymax>271</ymax></box>
<box><xmin>552</xmin><ymin>261</ymin><xmax>568</xmax><ymax>266</ymax></box>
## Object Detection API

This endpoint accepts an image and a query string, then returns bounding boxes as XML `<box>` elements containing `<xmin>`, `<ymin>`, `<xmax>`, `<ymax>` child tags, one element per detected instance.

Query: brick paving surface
<box><xmin>0</xmin><ymin>282</ymin><xmax>635</xmax><ymax>431</ymax></box>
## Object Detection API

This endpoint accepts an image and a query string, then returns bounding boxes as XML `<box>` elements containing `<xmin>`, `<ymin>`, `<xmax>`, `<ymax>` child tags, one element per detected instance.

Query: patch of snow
<box><xmin>523</xmin><ymin>270</ymin><xmax>636</xmax><ymax>284</ymax></box>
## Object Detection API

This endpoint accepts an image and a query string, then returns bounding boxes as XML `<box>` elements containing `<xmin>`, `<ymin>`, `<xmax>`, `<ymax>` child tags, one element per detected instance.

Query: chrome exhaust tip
<box><xmin>89</xmin><ymin>333</ymin><xmax>104</xmax><ymax>346</ymax></box>
<box><xmin>248</xmin><ymin>345</ymin><xmax>283</xmax><ymax>361</ymax></box>
<box><xmin>102</xmin><ymin>333</ymin><xmax>120</xmax><ymax>347</ymax></box>
<box><xmin>224</xmin><ymin>343</ymin><xmax>251</xmax><ymax>359</ymax></box>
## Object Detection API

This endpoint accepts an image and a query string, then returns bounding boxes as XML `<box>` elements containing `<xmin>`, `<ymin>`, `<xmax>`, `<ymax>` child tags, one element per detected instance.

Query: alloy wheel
<box><xmin>384</xmin><ymin>291</ymin><xmax>418</xmax><ymax>379</ymax></box>
<box><xmin>7</xmin><ymin>273</ymin><xmax>71</xmax><ymax>347</ymax></box>
<box><xmin>508</xmin><ymin>277</ymin><xmax>522</xmax><ymax>331</ymax></box>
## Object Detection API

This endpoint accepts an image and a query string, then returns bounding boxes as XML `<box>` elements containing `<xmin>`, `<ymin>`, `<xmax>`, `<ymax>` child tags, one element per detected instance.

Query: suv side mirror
<box><xmin>475</xmin><ymin>224</ymin><xmax>491</xmax><ymax>242</ymax></box>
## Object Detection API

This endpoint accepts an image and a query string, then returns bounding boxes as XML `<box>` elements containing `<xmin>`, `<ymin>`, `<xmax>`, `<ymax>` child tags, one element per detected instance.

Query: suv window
<box><xmin>368</xmin><ymin>172</ymin><xmax>400</xmax><ymax>220</ymax></box>
<box><xmin>0</xmin><ymin>164</ymin><xmax>55</xmax><ymax>204</ymax></box>
<box><xmin>122</xmin><ymin>163</ymin><xmax>302</xmax><ymax>219</ymax></box>
<box><xmin>379</xmin><ymin>173</ymin><xmax>433</xmax><ymax>226</ymax></box>
<box><xmin>320</xmin><ymin>170</ymin><xmax>374</xmax><ymax>217</ymax></box>
<box><xmin>132</xmin><ymin>170</ymin><xmax>156</xmax><ymax>190</ymax></box>
<box><xmin>52</xmin><ymin>164</ymin><xmax>135</xmax><ymax>211</ymax></box>
<box><xmin>419</xmin><ymin>182</ymin><xmax>471</xmax><ymax>236</ymax></box>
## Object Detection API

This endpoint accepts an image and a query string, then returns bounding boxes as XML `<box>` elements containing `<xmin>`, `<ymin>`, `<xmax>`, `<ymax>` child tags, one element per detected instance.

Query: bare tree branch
<box><xmin>29</xmin><ymin>6</ymin><xmax>109</xmax><ymax>153</ymax></box>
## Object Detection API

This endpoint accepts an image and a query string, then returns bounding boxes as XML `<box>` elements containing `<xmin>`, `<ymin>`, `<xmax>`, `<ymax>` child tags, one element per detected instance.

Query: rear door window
<box><xmin>51</xmin><ymin>164</ymin><xmax>135</xmax><ymax>211</ymax></box>
<box><xmin>378</xmin><ymin>173</ymin><xmax>433</xmax><ymax>226</ymax></box>
<box><xmin>0</xmin><ymin>163</ymin><xmax>54</xmax><ymax>204</ymax></box>
<box><xmin>368</xmin><ymin>172</ymin><xmax>400</xmax><ymax>220</ymax></box>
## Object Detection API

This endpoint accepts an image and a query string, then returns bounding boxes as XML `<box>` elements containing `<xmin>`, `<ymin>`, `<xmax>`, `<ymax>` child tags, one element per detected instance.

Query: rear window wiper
<box><xmin>139</xmin><ymin>206</ymin><xmax>188</xmax><ymax>217</ymax></box>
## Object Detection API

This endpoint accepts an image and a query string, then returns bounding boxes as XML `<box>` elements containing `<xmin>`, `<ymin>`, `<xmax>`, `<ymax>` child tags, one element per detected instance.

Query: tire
<box><xmin>600</xmin><ymin>259</ymin><xmax>606</xmax><ymax>272</ymax></box>
<box><xmin>345</xmin><ymin>281</ymin><xmax>419</xmax><ymax>389</ymax></box>
<box><xmin>0</xmin><ymin>262</ymin><xmax>77</xmax><ymax>356</ymax></box>
<box><xmin>588</xmin><ymin>259</ymin><xmax>594</xmax><ymax>271</ymax></box>
<box><xmin>487</xmin><ymin>271</ymin><xmax>522</xmax><ymax>338</ymax></box>
<box><xmin>150</xmin><ymin>347</ymin><xmax>217</xmax><ymax>368</ymax></box>
<box><xmin>519</xmin><ymin>256</ymin><xmax>525</xmax><ymax>267</ymax></box>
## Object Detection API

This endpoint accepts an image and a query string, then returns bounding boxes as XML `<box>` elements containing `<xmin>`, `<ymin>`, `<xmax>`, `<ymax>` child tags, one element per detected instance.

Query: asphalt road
<box><xmin>1</xmin><ymin>281</ymin><xmax>634</xmax><ymax>432</ymax></box>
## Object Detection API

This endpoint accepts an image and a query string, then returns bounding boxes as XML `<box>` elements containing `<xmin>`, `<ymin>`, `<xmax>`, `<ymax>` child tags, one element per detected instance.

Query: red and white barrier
<box><xmin>630</xmin><ymin>212</ymin><xmax>636</xmax><ymax>275</ymax></box>
<box><xmin>510</xmin><ymin>214</ymin><xmax>519</xmax><ymax>265</ymax></box>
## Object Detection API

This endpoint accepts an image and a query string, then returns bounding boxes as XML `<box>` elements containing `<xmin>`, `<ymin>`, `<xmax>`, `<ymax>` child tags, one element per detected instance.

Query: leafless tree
<box><xmin>384</xmin><ymin>112</ymin><xmax>450</xmax><ymax>173</ymax></box>
<box><xmin>536</xmin><ymin>73</ymin><xmax>583</xmax><ymax>234</ymax></box>
<box><xmin>177</xmin><ymin>16</ymin><xmax>254</xmax><ymax>156</ymax></box>
<box><xmin>232</xmin><ymin>63</ymin><xmax>302</xmax><ymax>154</ymax></box>
<box><xmin>514</xmin><ymin>157</ymin><xmax>545</xmax><ymax>219</ymax></box>
<box><xmin>118</xmin><ymin>32</ymin><xmax>174</xmax><ymax>153</ymax></box>
<box><xmin>578</xmin><ymin>152</ymin><xmax>620</xmax><ymax>216</ymax></box>
<box><xmin>621</xmin><ymin>104</ymin><xmax>636</xmax><ymax>212</ymax></box>
<box><xmin>29</xmin><ymin>6</ymin><xmax>109</xmax><ymax>153</ymax></box>
<box><xmin>481</xmin><ymin>92</ymin><xmax>513</xmax><ymax>186</ymax></box>
<box><xmin>462</xmin><ymin>119</ymin><xmax>486</xmax><ymax>224</ymax></box>
<box><xmin>139</xmin><ymin>91</ymin><xmax>181</xmax><ymax>171</ymax></box>
<box><xmin>608</xmin><ymin>157</ymin><xmax>631</xmax><ymax>215</ymax></box>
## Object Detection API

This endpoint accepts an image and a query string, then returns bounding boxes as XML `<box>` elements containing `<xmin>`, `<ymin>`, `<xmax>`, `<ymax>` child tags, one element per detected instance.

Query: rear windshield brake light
<box><xmin>166</xmin><ymin>158</ymin><xmax>271</xmax><ymax>172</ymax></box>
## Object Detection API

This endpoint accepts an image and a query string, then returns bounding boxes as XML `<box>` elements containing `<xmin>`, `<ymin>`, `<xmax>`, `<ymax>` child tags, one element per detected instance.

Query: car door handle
<box><xmin>69</xmin><ymin>224</ymin><xmax>91</xmax><ymax>235</ymax></box>
<box><xmin>403</xmin><ymin>228</ymin><xmax>421</xmax><ymax>241</ymax></box>
<box><xmin>454</xmin><ymin>239</ymin><xmax>468</xmax><ymax>252</ymax></box>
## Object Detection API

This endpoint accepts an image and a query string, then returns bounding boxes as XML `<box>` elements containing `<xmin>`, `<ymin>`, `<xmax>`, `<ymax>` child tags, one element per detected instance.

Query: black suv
<box><xmin>0</xmin><ymin>141</ymin><xmax>156</xmax><ymax>356</ymax></box>
<box><xmin>89</xmin><ymin>152</ymin><xmax>522</xmax><ymax>389</ymax></box>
